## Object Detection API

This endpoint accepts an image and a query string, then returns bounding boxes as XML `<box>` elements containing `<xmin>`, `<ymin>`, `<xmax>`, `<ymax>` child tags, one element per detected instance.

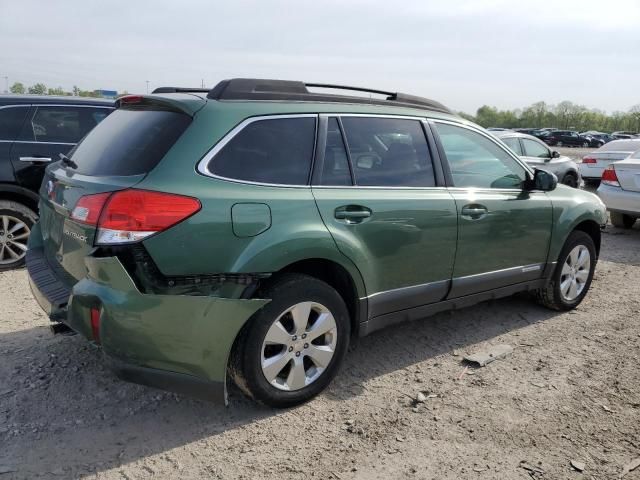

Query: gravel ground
<box><xmin>1</xmin><ymin>221</ymin><xmax>640</xmax><ymax>479</ymax></box>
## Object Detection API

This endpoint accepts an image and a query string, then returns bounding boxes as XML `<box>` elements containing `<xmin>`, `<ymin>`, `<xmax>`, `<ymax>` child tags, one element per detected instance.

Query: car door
<box><xmin>10</xmin><ymin>105</ymin><xmax>111</xmax><ymax>192</ymax></box>
<box><xmin>312</xmin><ymin>115</ymin><xmax>457</xmax><ymax>318</ymax></box>
<box><xmin>430</xmin><ymin>121</ymin><xmax>553</xmax><ymax>298</ymax></box>
<box><xmin>0</xmin><ymin>104</ymin><xmax>30</xmax><ymax>184</ymax></box>
<box><xmin>569</xmin><ymin>132</ymin><xmax>581</xmax><ymax>146</ymax></box>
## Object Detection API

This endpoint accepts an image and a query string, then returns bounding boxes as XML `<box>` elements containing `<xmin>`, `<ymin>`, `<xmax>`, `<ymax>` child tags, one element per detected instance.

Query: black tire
<box><xmin>610</xmin><ymin>211</ymin><xmax>636</xmax><ymax>229</ymax></box>
<box><xmin>229</xmin><ymin>273</ymin><xmax>350</xmax><ymax>408</ymax></box>
<box><xmin>535</xmin><ymin>231</ymin><xmax>596</xmax><ymax>311</ymax></box>
<box><xmin>561</xmin><ymin>172</ymin><xmax>579</xmax><ymax>188</ymax></box>
<box><xmin>0</xmin><ymin>200</ymin><xmax>37</xmax><ymax>271</ymax></box>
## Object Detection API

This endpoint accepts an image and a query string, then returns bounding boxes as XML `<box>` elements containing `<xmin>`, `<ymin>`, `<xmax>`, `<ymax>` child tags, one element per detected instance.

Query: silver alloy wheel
<box><xmin>0</xmin><ymin>215</ymin><xmax>31</xmax><ymax>265</ymax></box>
<box><xmin>560</xmin><ymin>245</ymin><xmax>591</xmax><ymax>301</ymax></box>
<box><xmin>261</xmin><ymin>301</ymin><xmax>337</xmax><ymax>391</ymax></box>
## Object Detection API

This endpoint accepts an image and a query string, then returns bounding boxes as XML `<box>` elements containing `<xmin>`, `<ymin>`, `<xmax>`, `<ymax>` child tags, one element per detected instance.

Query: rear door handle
<box><xmin>334</xmin><ymin>205</ymin><xmax>372</xmax><ymax>223</ymax></box>
<box><xmin>19</xmin><ymin>156</ymin><xmax>52</xmax><ymax>163</ymax></box>
<box><xmin>461</xmin><ymin>204</ymin><xmax>488</xmax><ymax>219</ymax></box>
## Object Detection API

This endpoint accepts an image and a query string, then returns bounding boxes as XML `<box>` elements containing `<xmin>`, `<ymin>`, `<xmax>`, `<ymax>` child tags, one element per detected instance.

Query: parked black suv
<box><xmin>0</xmin><ymin>95</ymin><xmax>113</xmax><ymax>269</ymax></box>
<box><xmin>543</xmin><ymin>130</ymin><xmax>601</xmax><ymax>148</ymax></box>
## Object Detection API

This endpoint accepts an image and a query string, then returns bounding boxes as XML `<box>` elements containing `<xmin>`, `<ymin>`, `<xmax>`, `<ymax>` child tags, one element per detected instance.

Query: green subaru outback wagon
<box><xmin>26</xmin><ymin>78</ymin><xmax>606</xmax><ymax>407</ymax></box>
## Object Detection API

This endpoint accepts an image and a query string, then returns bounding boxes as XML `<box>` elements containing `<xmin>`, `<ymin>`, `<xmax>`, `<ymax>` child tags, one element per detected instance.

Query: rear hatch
<box><xmin>614</xmin><ymin>155</ymin><xmax>640</xmax><ymax>192</ymax></box>
<box><xmin>35</xmin><ymin>95</ymin><xmax>200</xmax><ymax>284</ymax></box>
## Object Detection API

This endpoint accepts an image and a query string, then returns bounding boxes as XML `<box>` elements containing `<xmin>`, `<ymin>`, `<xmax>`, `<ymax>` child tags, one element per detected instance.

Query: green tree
<box><xmin>47</xmin><ymin>87</ymin><xmax>66</xmax><ymax>96</ymax></box>
<box><xmin>10</xmin><ymin>82</ymin><xmax>25</xmax><ymax>94</ymax></box>
<box><xmin>629</xmin><ymin>105</ymin><xmax>640</xmax><ymax>133</ymax></box>
<box><xmin>458</xmin><ymin>111</ymin><xmax>476</xmax><ymax>122</ymax></box>
<box><xmin>27</xmin><ymin>83</ymin><xmax>47</xmax><ymax>95</ymax></box>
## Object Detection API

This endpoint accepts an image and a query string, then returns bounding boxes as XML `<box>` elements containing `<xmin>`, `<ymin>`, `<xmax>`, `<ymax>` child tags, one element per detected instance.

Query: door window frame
<box><xmin>0</xmin><ymin>104</ymin><xmax>31</xmax><ymax>142</ymax></box>
<box><xmin>16</xmin><ymin>104</ymin><xmax>114</xmax><ymax>145</ymax></box>
<box><xmin>311</xmin><ymin>113</ymin><xmax>448</xmax><ymax>189</ymax></box>
<box><xmin>197</xmin><ymin>113</ymin><xmax>319</xmax><ymax>188</ymax></box>
<box><xmin>521</xmin><ymin>136</ymin><xmax>552</xmax><ymax>159</ymax></box>
<box><xmin>427</xmin><ymin>119</ymin><xmax>535</xmax><ymax>191</ymax></box>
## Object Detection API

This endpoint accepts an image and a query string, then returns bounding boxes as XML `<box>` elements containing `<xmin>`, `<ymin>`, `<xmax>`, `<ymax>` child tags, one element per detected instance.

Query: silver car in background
<box><xmin>580</xmin><ymin>139</ymin><xmax>640</xmax><ymax>184</ymax></box>
<box><xmin>493</xmin><ymin>131</ymin><xmax>580</xmax><ymax>187</ymax></box>
<box><xmin>597</xmin><ymin>150</ymin><xmax>640</xmax><ymax>229</ymax></box>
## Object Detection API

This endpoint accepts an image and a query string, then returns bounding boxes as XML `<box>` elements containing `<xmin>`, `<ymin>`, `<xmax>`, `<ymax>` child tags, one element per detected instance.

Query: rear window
<box><xmin>70</xmin><ymin>109</ymin><xmax>191</xmax><ymax>176</ymax></box>
<box><xmin>598</xmin><ymin>140</ymin><xmax>640</xmax><ymax>152</ymax></box>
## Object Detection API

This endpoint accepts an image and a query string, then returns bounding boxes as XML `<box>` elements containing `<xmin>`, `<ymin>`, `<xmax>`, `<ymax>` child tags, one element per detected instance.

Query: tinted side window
<box><xmin>522</xmin><ymin>138</ymin><xmax>550</xmax><ymax>158</ymax></box>
<box><xmin>0</xmin><ymin>106</ymin><xmax>29</xmax><ymax>141</ymax></box>
<box><xmin>319</xmin><ymin>118</ymin><xmax>352</xmax><ymax>185</ymax></box>
<box><xmin>21</xmin><ymin>106</ymin><xmax>111</xmax><ymax>143</ymax></box>
<box><xmin>341</xmin><ymin>117</ymin><xmax>435</xmax><ymax>187</ymax></box>
<box><xmin>434</xmin><ymin>123</ymin><xmax>527</xmax><ymax>189</ymax></box>
<box><xmin>502</xmin><ymin>137</ymin><xmax>523</xmax><ymax>155</ymax></box>
<box><xmin>210</xmin><ymin>117</ymin><xmax>316</xmax><ymax>185</ymax></box>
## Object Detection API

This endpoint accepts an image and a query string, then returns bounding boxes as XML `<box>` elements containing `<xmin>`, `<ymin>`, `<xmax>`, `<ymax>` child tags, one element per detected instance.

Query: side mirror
<box><xmin>525</xmin><ymin>169</ymin><xmax>557</xmax><ymax>191</ymax></box>
<box><xmin>551</xmin><ymin>150</ymin><xmax>560</xmax><ymax>158</ymax></box>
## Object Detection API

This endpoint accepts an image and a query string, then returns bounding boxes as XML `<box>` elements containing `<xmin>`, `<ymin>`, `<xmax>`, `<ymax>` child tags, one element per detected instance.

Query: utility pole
<box><xmin>146</xmin><ymin>80</ymin><xmax>149</xmax><ymax>94</ymax></box>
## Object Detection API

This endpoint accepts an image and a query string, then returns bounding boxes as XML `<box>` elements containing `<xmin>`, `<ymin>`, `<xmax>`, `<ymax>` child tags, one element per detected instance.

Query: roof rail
<box><xmin>205</xmin><ymin>78</ymin><xmax>451</xmax><ymax>113</ymax></box>
<box><xmin>152</xmin><ymin>87</ymin><xmax>210</xmax><ymax>94</ymax></box>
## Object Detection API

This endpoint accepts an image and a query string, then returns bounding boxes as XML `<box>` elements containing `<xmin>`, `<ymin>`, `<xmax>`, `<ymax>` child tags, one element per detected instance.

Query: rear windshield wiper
<box><xmin>59</xmin><ymin>153</ymin><xmax>78</xmax><ymax>169</ymax></box>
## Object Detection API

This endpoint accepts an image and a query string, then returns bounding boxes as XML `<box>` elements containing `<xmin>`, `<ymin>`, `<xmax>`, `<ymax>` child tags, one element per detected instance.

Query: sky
<box><xmin>1</xmin><ymin>0</ymin><xmax>639</xmax><ymax>114</ymax></box>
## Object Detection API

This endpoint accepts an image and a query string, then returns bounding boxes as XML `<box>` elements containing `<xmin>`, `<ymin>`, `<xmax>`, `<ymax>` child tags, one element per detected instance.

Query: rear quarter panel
<box><xmin>137</xmin><ymin>103</ymin><xmax>368</xmax><ymax>296</ymax></box>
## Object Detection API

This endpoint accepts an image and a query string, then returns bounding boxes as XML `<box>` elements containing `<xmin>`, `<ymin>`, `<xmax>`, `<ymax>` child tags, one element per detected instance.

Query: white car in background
<box><xmin>580</xmin><ymin>139</ymin><xmax>640</xmax><ymax>184</ymax></box>
<box><xmin>597</xmin><ymin>150</ymin><xmax>640</xmax><ymax>229</ymax></box>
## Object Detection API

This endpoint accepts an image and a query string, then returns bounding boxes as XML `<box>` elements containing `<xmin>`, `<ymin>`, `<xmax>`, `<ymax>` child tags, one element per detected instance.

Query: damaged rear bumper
<box><xmin>27</xmin><ymin>238</ymin><xmax>269</xmax><ymax>404</ymax></box>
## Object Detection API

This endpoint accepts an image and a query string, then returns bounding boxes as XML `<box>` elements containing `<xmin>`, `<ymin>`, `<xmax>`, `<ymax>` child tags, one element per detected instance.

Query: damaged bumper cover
<box><xmin>28</xmin><ymin>245</ymin><xmax>269</xmax><ymax>404</ymax></box>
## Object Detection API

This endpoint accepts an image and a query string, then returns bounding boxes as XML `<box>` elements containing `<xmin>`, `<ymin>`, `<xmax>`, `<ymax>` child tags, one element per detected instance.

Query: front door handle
<box><xmin>19</xmin><ymin>156</ymin><xmax>52</xmax><ymax>163</ymax></box>
<box><xmin>461</xmin><ymin>204</ymin><xmax>488</xmax><ymax>220</ymax></box>
<box><xmin>334</xmin><ymin>205</ymin><xmax>372</xmax><ymax>223</ymax></box>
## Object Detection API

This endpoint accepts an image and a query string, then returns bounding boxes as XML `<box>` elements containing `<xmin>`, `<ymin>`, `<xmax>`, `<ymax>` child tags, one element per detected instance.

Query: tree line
<box><xmin>8</xmin><ymin>82</ymin><xmax>119</xmax><ymax>98</ymax></box>
<box><xmin>7</xmin><ymin>82</ymin><xmax>640</xmax><ymax>133</ymax></box>
<box><xmin>461</xmin><ymin>101</ymin><xmax>640</xmax><ymax>133</ymax></box>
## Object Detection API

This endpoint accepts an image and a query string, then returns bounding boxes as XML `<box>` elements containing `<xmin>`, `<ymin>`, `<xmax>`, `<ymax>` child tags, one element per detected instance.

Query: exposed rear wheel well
<box><xmin>267</xmin><ymin>259</ymin><xmax>361</xmax><ymax>337</ymax></box>
<box><xmin>573</xmin><ymin>220</ymin><xmax>601</xmax><ymax>257</ymax></box>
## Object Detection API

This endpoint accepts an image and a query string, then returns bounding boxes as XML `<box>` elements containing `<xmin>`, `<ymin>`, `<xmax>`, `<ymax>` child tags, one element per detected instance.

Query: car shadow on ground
<box><xmin>1</xmin><ymin>292</ymin><xmax>564</xmax><ymax>478</ymax></box>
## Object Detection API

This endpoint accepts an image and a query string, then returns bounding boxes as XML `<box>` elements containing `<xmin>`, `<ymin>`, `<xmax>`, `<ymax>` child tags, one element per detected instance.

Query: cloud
<box><xmin>1</xmin><ymin>0</ymin><xmax>638</xmax><ymax>113</ymax></box>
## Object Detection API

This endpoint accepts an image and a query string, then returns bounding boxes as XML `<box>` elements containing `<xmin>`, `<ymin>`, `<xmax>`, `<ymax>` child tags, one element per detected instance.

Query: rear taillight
<box><xmin>96</xmin><ymin>189</ymin><xmax>201</xmax><ymax>245</ymax></box>
<box><xmin>71</xmin><ymin>192</ymin><xmax>111</xmax><ymax>225</ymax></box>
<box><xmin>582</xmin><ymin>157</ymin><xmax>597</xmax><ymax>164</ymax></box>
<box><xmin>72</xmin><ymin>189</ymin><xmax>201</xmax><ymax>245</ymax></box>
<box><xmin>601</xmin><ymin>166</ymin><xmax>620</xmax><ymax>187</ymax></box>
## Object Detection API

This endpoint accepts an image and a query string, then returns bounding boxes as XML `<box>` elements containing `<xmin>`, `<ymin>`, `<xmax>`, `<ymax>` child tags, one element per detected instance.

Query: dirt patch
<box><xmin>1</xmin><ymin>224</ymin><xmax>639</xmax><ymax>479</ymax></box>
